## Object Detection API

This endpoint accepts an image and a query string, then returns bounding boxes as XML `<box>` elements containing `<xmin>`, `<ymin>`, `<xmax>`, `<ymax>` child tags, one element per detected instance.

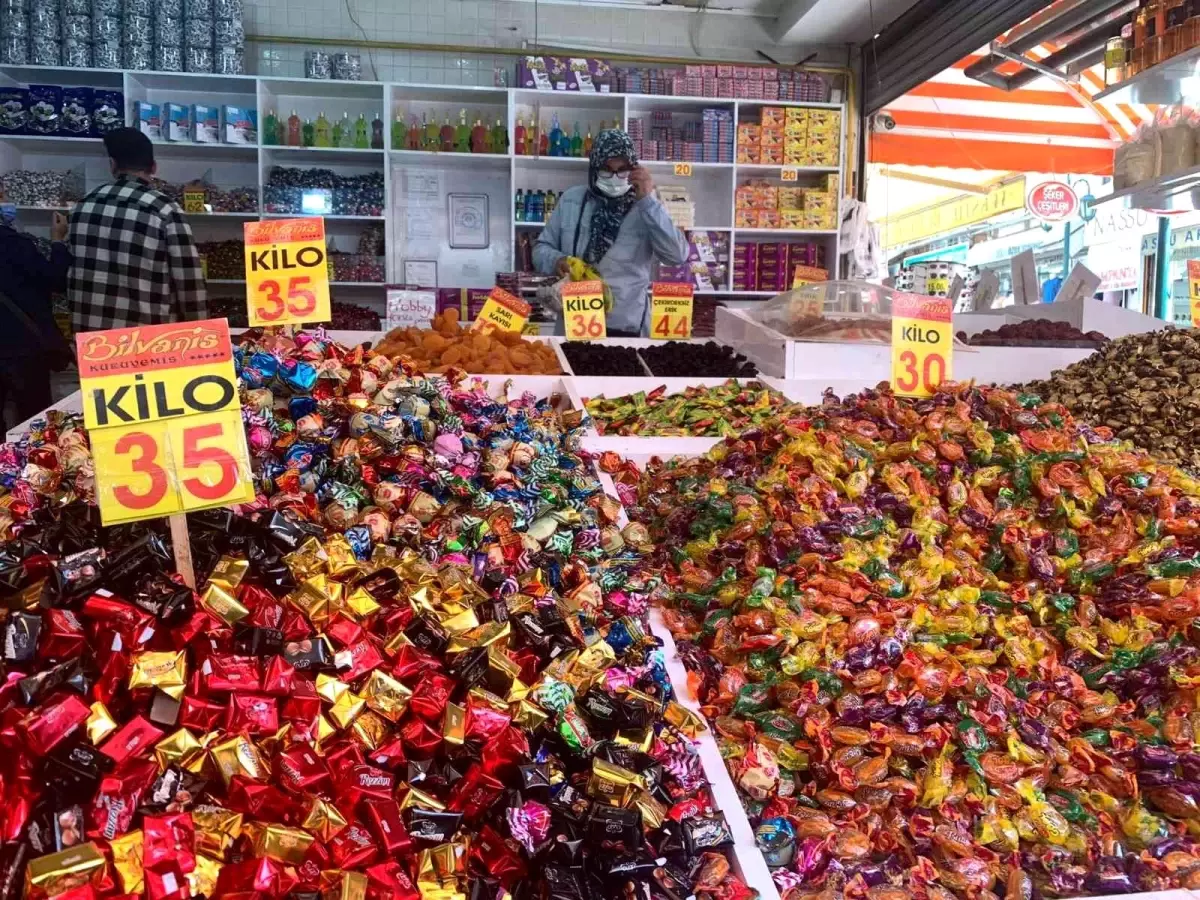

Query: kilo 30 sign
<box><xmin>77</xmin><ymin>320</ymin><xmax>254</xmax><ymax>525</ymax></box>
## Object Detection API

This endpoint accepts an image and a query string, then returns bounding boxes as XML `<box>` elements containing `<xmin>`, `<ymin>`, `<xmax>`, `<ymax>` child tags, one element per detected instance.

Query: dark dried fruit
<box><xmin>639</xmin><ymin>341</ymin><xmax>758</xmax><ymax>377</ymax></box>
<box><xmin>561</xmin><ymin>342</ymin><xmax>645</xmax><ymax>376</ymax></box>
<box><xmin>958</xmin><ymin>318</ymin><xmax>1108</xmax><ymax>347</ymax></box>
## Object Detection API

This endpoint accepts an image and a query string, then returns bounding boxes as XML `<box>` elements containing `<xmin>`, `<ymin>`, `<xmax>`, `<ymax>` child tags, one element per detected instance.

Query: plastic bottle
<box><xmin>423</xmin><ymin>113</ymin><xmax>439</xmax><ymax>151</ymax></box>
<box><xmin>523</xmin><ymin>190</ymin><xmax>535</xmax><ymax>221</ymax></box>
<box><xmin>371</xmin><ymin>113</ymin><xmax>384</xmax><ymax>149</ymax></box>
<box><xmin>515</xmin><ymin>188</ymin><xmax>524</xmax><ymax>222</ymax></box>
<box><xmin>538</xmin><ymin>122</ymin><xmax>548</xmax><ymax>157</ymax></box>
<box><xmin>439</xmin><ymin>116</ymin><xmax>454</xmax><ymax>152</ymax></box>
<box><xmin>514</xmin><ymin>116</ymin><xmax>526</xmax><ymax>155</ymax></box>
<box><xmin>263</xmin><ymin>109</ymin><xmax>278</xmax><ymax>145</ymax></box>
<box><xmin>301</xmin><ymin>117</ymin><xmax>315</xmax><ymax>147</ymax></box>
<box><xmin>392</xmin><ymin>115</ymin><xmax>406</xmax><ymax>150</ymax></box>
<box><xmin>407</xmin><ymin>114</ymin><xmax>421</xmax><ymax>150</ymax></box>
<box><xmin>545</xmin><ymin>189</ymin><xmax>556</xmax><ymax>218</ymax></box>
<box><xmin>314</xmin><ymin>111</ymin><xmax>331</xmax><ymax>147</ymax></box>
<box><xmin>286</xmin><ymin>109</ymin><xmax>301</xmax><ymax>147</ymax></box>
<box><xmin>549</xmin><ymin>113</ymin><xmax>563</xmax><ymax>157</ymax></box>
<box><xmin>584</xmin><ymin>128</ymin><xmax>593</xmax><ymax>157</ymax></box>
<box><xmin>454</xmin><ymin>110</ymin><xmax>470</xmax><ymax>153</ymax></box>
<box><xmin>471</xmin><ymin>115</ymin><xmax>487</xmax><ymax>153</ymax></box>
<box><xmin>570</xmin><ymin>123</ymin><xmax>582</xmax><ymax>158</ymax></box>
<box><xmin>338</xmin><ymin>112</ymin><xmax>354</xmax><ymax>148</ymax></box>
<box><xmin>534</xmin><ymin>189</ymin><xmax>545</xmax><ymax>222</ymax></box>
<box><xmin>526</xmin><ymin>120</ymin><xmax>536</xmax><ymax>156</ymax></box>
<box><xmin>354</xmin><ymin>113</ymin><xmax>369</xmax><ymax>149</ymax></box>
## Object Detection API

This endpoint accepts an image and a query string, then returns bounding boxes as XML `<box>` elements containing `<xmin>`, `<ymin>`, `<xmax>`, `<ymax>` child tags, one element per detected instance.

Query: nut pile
<box><xmin>640</xmin><ymin>341</ymin><xmax>758</xmax><ymax>378</ymax></box>
<box><xmin>561</xmin><ymin>342</ymin><xmax>645</xmax><ymax>376</ymax></box>
<box><xmin>960</xmin><ymin>319</ymin><xmax>1108</xmax><ymax>347</ymax></box>
<box><xmin>1023</xmin><ymin>327</ymin><xmax>1200</xmax><ymax>468</ymax></box>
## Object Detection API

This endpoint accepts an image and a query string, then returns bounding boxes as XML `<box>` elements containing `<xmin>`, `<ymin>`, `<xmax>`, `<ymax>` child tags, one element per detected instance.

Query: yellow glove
<box><xmin>565</xmin><ymin>257</ymin><xmax>614</xmax><ymax>311</ymax></box>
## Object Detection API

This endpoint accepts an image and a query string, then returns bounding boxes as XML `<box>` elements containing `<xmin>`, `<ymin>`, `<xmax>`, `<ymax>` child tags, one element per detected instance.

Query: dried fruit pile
<box><xmin>960</xmin><ymin>319</ymin><xmax>1107</xmax><ymax>347</ymax></box>
<box><xmin>561</xmin><ymin>342</ymin><xmax>646</xmax><ymax>376</ymax></box>
<box><xmin>617</xmin><ymin>382</ymin><xmax>1200</xmax><ymax>898</ymax></box>
<box><xmin>0</xmin><ymin>337</ymin><xmax>749</xmax><ymax>900</ymax></box>
<box><xmin>640</xmin><ymin>342</ymin><xmax>758</xmax><ymax>378</ymax></box>
<box><xmin>373</xmin><ymin>310</ymin><xmax>562</xmax><ymax>374</ymax></box>
<box><xmin>586</xmin><ymin>380</ymin><xmax>789</xmax><ymax>437</ymax></box>
<box><xmin>1024</xmin><ymin>327</ymin><xmax>1200</xmax><ymax>470</ymax></box>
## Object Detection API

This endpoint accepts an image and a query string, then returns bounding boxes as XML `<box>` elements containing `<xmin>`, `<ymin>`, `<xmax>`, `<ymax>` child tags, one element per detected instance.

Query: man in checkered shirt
<box><xmin>68</xmin><ymin>127</ymin><xmax>207</xmax><ymax>332</ymax></box>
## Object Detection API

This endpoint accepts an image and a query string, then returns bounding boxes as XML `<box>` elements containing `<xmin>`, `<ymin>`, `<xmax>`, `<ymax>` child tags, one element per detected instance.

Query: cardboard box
<box><xmin>222</xmin><ymin>105</ymin><xmax>257</xmax><ymax>144</ymax></box>
<box><xmin>760</xmin><ymin>144</ymin><xmax>784</xmax><ymax>165</ymax></box>
<box><xmin>737</xmin><ymin>145</ymin><xmax>760</xmax><ymax>164</ymax></box>
<box><xmin>779</xmin><ymin>187</ymin><xmax>803</xmax><ymax>207</ymax></box>
<box><xmin>134</xmin><ymin>101</ymin><xmax>160</xmax><ymax>140</ymax></box>
<box><xmin>758</xmin><ymin>209</ymin><xmax>781</xmax><ymax>229</ymax></box>
<box><xmin>192</xmin><ymin>104</ymin><xmax>219</xmax><ymax>142</ymax></box>
<box><xmin>761</xmin><ymin>106</ymin><xmax>785</xmax><ymax>128</ymax></box>
<box><xmin>735</xmin><ymin>208</ymin><xmax>758</xmax><ymax>227</ymax></box>
<box><xmin>780</xmin><ymin>208</ymin><xmax>805</xmax><ymax>230</ymax></box>
<box><xmin>165</xmin><ymin>103</ymin><xmax>190</xmax><ymax>142</ymax></box>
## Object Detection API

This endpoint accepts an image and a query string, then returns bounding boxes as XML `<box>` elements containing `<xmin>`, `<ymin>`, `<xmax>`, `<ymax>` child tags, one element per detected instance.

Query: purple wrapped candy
<box><xmin>505</xmin><ymin>800</ymin><xmax>551</xmax><ymax>855</ymax></box>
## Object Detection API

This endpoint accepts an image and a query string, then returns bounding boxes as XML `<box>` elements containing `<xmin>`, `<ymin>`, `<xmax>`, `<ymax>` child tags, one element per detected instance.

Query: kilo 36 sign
<box><xmin>77</xmin><ymin>320</ymin><xmax>254</xmax><ymax>525</ymax></box>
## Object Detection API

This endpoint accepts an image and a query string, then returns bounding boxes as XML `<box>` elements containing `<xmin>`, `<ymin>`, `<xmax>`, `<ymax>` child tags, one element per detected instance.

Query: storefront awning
<box><xmin>870</xmin><ymin>45</ymin><xmax>1154</xmax><ymax>175</ymax></box>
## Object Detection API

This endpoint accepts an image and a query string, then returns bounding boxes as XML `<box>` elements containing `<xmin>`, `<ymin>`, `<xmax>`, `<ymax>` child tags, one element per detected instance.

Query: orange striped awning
<box><xmin>871</xmin><ymin>45</ymin><xmax>1155</xmax><ymax>175</ymax></box>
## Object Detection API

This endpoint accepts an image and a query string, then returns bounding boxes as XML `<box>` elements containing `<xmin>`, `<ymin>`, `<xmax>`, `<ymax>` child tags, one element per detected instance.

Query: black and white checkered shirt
<box><xmin>68</xmin><ymin>175</ymin><xmax>208</xmax><ymax>332</ymax></box>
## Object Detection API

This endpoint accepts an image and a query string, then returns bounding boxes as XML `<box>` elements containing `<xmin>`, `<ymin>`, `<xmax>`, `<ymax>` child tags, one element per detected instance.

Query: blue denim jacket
<box><xmin>533</xmin><ymin>186</ymin><xmax>689</xmax><ymax>335</ymax></box>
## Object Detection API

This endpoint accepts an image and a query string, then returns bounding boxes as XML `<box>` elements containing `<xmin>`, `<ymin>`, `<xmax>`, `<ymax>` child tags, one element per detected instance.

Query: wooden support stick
<box><xmin>169</xmin><ymin>513</ymin><xmax>196</xmax><ymax>589</ymax></box>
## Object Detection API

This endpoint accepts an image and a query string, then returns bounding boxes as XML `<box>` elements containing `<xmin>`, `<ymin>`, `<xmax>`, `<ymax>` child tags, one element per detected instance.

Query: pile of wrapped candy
<box><xmin>618</xmin><ymin>382</ymin><xmax>1200</xmax><ymax>898</ymax></box>
<box><xmin>586</xmin><ymin>381</ymin><xmax>789</xmax><ymax>437</ymax></box>
<box><xmin>0</xmin><ymin>332</ymin><xmax>753</xmax><ymax>900</ymax></box>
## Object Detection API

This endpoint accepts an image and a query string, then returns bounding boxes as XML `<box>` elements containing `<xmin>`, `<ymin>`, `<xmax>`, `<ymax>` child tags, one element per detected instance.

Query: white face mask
<box><xmin>595</xmin><ymin>172</ymin><xmax>632</xmax><ymax>198</ymax></box>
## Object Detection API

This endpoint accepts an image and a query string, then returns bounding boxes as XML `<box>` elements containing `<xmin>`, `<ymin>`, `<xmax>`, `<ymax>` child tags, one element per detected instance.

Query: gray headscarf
<box><xmin>582</xmin><ymin>129</ymin><xmax>638</xmax><ymax>266</ymax></box>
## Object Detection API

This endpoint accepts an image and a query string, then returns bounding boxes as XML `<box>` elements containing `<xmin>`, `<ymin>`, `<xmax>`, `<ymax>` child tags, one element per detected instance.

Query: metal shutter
<box><xmin>861</xmin><ymin>0</ymin><xmax>1054</xmax><ymax>114</ymax></box>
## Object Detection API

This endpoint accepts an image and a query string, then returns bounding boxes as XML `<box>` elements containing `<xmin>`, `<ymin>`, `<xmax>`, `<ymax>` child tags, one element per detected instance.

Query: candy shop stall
<box><xmin>7</xmin><ymin>267</ymin><xmax>1200</xmax><ymax>900</ymax></box>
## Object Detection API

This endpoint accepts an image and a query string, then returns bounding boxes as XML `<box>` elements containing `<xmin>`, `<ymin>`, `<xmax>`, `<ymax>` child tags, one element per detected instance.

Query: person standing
<box><xmin>0</xmin><ymin>205</ymin><xmax>72</xmax><ymax>435</ymax></box>
<box><xmin>533</xmin><ymin>129</ymin><xmax>687</xmax><ymax>336</ymax></box>
<box><xmin>68</xmin><ymin>127</ymin><xmax>207</xmax><ymax>332</ymax></box>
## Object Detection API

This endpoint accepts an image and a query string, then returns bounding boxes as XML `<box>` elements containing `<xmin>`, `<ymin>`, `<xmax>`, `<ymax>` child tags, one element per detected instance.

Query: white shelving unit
<box><xmin>1</xmin><ymin>65</ymin><xmax>848</xmax><ymax>315</ymax></box>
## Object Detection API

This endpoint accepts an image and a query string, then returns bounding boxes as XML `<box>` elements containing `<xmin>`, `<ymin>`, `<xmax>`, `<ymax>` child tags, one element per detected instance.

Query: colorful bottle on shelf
<box><xmin>515</xmin><ymin>188</ymin><xmax>524</xmax><ymax>221</ymax></box>
<box><xmin>392</xmin><ymin>115</ymin><xmax>406</xmax><ymax>150</ymax></box>
<box><xmin>526</xmin><ymin>121</ymin><xmax>536</xmax><ymax>156</ymax></box>
<box><xmin>570</xmin><ymin>123</ymin><xmax>583</xmax><ymax>158</ymax></box>
<box><xmin>314</xmin><ymin>111</ymin><xmax>331</xmax><ymax>147</ymax></box>
<box><xmin>454</xmin><ymin>110</ymin><xmax>470</xmax><ymax>153</ymax></box>
<box><xmin>471</xmin><ymin>115</ymin><xmax>487</xmax><ymax>153</ymax></box>
<box><xmin>407</xmin><ymin>114</ymin><xmax>422</xmax><ymax>150</ymax></box>
<box><xmin>354</xmin><ymin>113</ymin><xmax>369</xmax><ymax>149</ymax></box>
<box><xmin>523</xmin><ymin>190</ymin><xmax>535</xmax><ymax>221</ymax></box>
<box><xmin>534</xmin><ymin>189</ymin><xmax>545</xmax><ymax>222</ymax></box>
<box><xmin>301</xmin><ymin>118</ymin><xmax>315</xmax><ymax>147</ymax></box>
<box><xmin>538</xmin><ymin>122</ymin><xmax>548</xmax><ymax>157</ymax></box>
<box><xmin>263</xmin><ymin>109</ymin><xmax>278</xmax><ymax>145</ymax></box>
<box><xmin>584</xmin><ymin>128</ymin><xmax>593</xmax><ymax>157</ymax></box>
<box><xmin>286</xmin><ymin>109</ymin><xmax>301</xmax><ymax>147</ymax></box>
<box><xmin>439</xmin><ymin>116</ymin><xmax>454</xmax><ymax>152</ymax></box>
<box><xmin>371</xmin><ymin>113</ymin><xmax>384</xmax><ymax>149</ymax></box>
<box><xmin>493</xmin><ymin>118</ymin><xmax>508</xmax><ymax>155</ymax></box>
<box><xmin>549</xmin><ymin>113</ymin><xmax>563</xmax><ymax>157</ymax></box>
<box><xmin>514</xmin><ymin>117</ymin><xmax>526</xmax><ymax>155</ymax></box>
<box><xmin>424</xmin><ymin>113</ymin><xmax>439</xmax><ymax>151</ymax></box>
<box><xmin>338</xmin><ymin>112</ymin><xmax>354</xmax><ymax>148</ymax></box>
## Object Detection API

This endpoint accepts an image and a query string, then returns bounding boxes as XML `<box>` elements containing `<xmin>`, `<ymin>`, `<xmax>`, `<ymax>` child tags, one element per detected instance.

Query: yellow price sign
<box><xmin>472</xmin><ymin>287</ymin><xmax>530</xmax><ymax>333</ymax></box>
<box><xmin>243</xmin><ymin>218</ymin><xmax>331</xmax><ymax>327</ymax></box>
<box><xmin>75</xmin><ymin>319</ymin><xmax>254</xmax><ymax>525</ymax></box>
<box><xmin>780</xmin><ymin>166</ymin><xmax>799</xmax><ymax>182</ymax></box>
<box><xmin>183</xmin><ymin>190</ymin><xmax>206</xmax><ymax>213</ymax></box>
<box><xmin>562</xmin><ymin>280</ymin><xmax>606</xmax><ymax>340</ymax></box>
<box><xmin>649</xmin><ymin>282</ymin><xmax>693</xmax><ymax>340</ymax></box>
<box><xmin>1189</xmin><ymin>260</ymin><xmax>1200</xmax><ymax>327</ymax></box>
<box><xmin>891</xmin><ymin>293</ymin><xmax>953</xmax><ymax>399</ymax></box>
<box><xmin>926</xmin><ymin>275</ymin><xmax>950</xmax><ymax>295</ymax></box>
<box><xmin>673</xmin><ymin>162</ymin><xmax>693</xmax><ymax>177</ymax></box>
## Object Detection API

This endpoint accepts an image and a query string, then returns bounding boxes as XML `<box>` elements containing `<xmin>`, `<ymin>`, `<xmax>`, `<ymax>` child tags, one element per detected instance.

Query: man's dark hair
<box><xmin>102</xmin><ymin>127</ymin><xmax>155</xmax><ymax>173</ymax></box>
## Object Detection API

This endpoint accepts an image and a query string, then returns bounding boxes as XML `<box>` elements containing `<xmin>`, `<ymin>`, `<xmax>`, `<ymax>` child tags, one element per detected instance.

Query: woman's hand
<box><xmin>629</xmin><ymin>165</ymin><xmax>653</xmax><ymax>199</ymax></box>
<box><xmin>51</xmin><ymin>212</ymin><xmax>68</xmax><ymax>242</ymax></box>
<box><xmin>555</xmin><ymin>257</ymin><xmax>570</xmax><ymax>277</ymax></box>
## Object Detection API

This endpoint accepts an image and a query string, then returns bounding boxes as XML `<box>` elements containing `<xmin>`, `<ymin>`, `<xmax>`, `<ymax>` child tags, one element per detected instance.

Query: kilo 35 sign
<box><xmin>243</xmin><ymin>218</ymin><xmax>331</xmax><ymax>327</ymax></box>
<box><xmin>891</xmin><ymin>293</ymin><xmax>953</xmax><ymax>399</ymax></box>
<box><xmin>77</xmin><ymin>320</ymin><xmax>254</xmax><ymax>525</ymax></box>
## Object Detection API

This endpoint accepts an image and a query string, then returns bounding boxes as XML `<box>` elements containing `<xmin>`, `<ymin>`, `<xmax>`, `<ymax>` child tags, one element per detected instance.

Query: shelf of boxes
<box><xmin>0</xmin><ymin>64</ymin><xmax>847</xmax><ymax>318</ymax></box>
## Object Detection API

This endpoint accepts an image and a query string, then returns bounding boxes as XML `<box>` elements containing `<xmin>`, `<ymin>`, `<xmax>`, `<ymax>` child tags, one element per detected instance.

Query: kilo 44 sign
<box><xmin>1027</xmin><ymin>181</ymin><xmax>1079</xmax><ymax>223</ymax></box>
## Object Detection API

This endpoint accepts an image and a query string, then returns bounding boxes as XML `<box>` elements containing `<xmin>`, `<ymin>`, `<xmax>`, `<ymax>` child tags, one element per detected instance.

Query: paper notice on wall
<box><xmin>405</xmin><ymin>210</ymin><xmax>436</xmax><ymax>241</ymax></box>
<box><xmin>386</xmin><ymin>289</ymin><xmax>437</xmax><ymax>330</ymax></box>
<box><xmin>974</xmin><ymin>270</ymin><xmax>1000</xmax><ymax>310</ymax></box>
<box><xmin>405</xmin><ymin>170</ymin><xmax>442</xmax><ymax>207</ymax></box>
<box><xmin>1057</xmin><ymin>262</ymin><xmax>1102</xmax><ymax>305</ymax></box>
<box><xmin>1010</xmin><ymin>250</ymin><xmax>1038</xmax><ymax>305</ymax></box>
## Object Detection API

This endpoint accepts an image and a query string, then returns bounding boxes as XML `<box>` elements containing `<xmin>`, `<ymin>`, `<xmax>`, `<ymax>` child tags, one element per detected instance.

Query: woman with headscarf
<box><xmin>533</xmin><ymin>129</ymin><xmax>688</xmax><ymax>337</ymax></box>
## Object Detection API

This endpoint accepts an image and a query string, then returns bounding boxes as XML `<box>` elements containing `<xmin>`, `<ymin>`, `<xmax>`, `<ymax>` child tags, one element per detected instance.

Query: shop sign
<box><xmin>243</xmin><ymin>218</ymin><xmax>331</xmax><ymax>327</ymax></box>
<box><xmin>882</xmin><ymin>177</ymin><xmax>1026</xmax><ymax>248</ymax></box>
<box><xmin>649</xmin><ymin>283</ymin><xmax>693</xmax><ymax>340</ymax></box>
<box><xmin>891</xmin><ymin>293</ymin><xmax>952</xmax><ymax>399</ymax></box>
<box><xmin>1087</xmin><ymin>237</ymin><xmax>1141</xmax><ymax>292</ymax></box>
<box><xmin>76</xmin><ymin>319</ymin><xmax>254</xmax><ymax>525</ymax></box>
<box><xmin>472</xmin><ymin>287</ymin><xmax>530</xmax><ymax>333</ymax></box>
<box><xmin>1026</xmin><ymin>180</ymin><xmax>1078</xmax><ymax>223</ymax></box>
<box><xmin>562</xmin><ymin>281</ymin><xmax>606</xmax><ymax>340</ymax></box>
